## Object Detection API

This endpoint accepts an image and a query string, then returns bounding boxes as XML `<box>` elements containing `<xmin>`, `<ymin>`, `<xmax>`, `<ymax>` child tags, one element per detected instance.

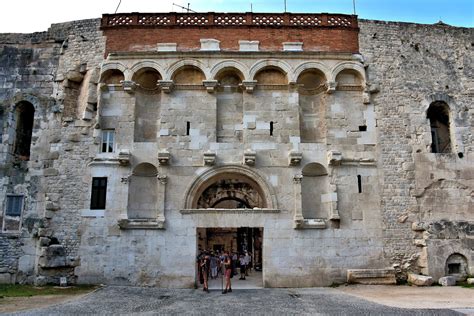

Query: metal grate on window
<box><xmin>6</xmin><ymin>195</ymin><xmax>23</xmax><ymax>216</ymax></box>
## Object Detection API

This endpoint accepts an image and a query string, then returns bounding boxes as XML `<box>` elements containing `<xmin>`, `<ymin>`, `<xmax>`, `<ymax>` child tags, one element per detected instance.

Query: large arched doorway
<box><xmin>187</xmin><ymin>166</ymin><xmax>273</xmax><ymax>289</ymax></box>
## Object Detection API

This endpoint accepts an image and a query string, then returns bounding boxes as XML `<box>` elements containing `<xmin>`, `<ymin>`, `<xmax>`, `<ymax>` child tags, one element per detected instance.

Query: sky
<box><xmin>0</xmin><ymin>0</ymin><xmax>472</xmax><ymax>33</ymax></box>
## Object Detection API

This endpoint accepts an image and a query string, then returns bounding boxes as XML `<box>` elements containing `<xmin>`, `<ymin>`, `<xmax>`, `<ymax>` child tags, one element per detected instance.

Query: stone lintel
<box><xmin>118</xmin><ymin>219</ymin><xmax>165</xmax><ymax>229</ymax></box>
<box><xmin>347</xmin><ymin>268</ymin><xmax>397</xmax><ymax>285</ymax></box>
<box><xmin>180</xmin><ymin>208</ymin><xmax>280</xmax><ymax>214</ymax></box>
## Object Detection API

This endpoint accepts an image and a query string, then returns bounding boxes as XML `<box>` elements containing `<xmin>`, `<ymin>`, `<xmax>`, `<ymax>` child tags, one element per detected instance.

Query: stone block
<box><xmin>239</xmin><ymin>40</ymin><xmax>259</xmax><ymax>51</ymax></box>
<box><xmin>467</xmin><ymin>278</ymin><xmax>474</xmax><ymax>285</ymax></box>
<box><xmin>43</xmin><ymin>168</ymin><xmax>59</xmax><ymax>177</ymax></box>
<box><xmin>282</xmin><ymin>42</ymin><xmax>303</xmax><ymax>51</ymax></box>
<box><xmin>438</xmin><ymin>276</ymin><xmax>456</xmax><ymax>286</ymax></box>
<box><xmin>0</xmin><ymin>273</ymin><xmax>12</xmax><ymax>284</ymax></box>
<box><xmin>347</xmin><ymin>269</ymin><xmax>397</xmax><ymax>285</ymax></box>
<box><xmin>200</xmin><ymin>39</ymin><xmax>220</xmax><ymax>51</ymax></box>
<box><xmin>157</xmin><ymin>43</ymin><xmax>177</xmax><ymax>52</ymax></box>
<box><xmin>408</xmin><ymin>273</ymin><xmax>433</xmax><ymax>286</ymax></box>
<box><xmin>38</xmin><ymin>245</ymin><xmax>67</xmax><ymax>268</ymax></box>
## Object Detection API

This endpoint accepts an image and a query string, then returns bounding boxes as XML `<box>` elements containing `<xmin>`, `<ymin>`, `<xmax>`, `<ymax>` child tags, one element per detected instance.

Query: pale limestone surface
<box><xmin>0</xmin><ymin>18</ymin><xmax>472</xmax><ymax>288</ymax></box>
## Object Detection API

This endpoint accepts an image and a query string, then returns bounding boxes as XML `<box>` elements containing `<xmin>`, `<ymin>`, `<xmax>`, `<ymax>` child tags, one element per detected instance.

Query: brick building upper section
<box><xmin>101</xmin><ymin>12</ymin><xmax>359</xmax><ymax>55</ymax></box>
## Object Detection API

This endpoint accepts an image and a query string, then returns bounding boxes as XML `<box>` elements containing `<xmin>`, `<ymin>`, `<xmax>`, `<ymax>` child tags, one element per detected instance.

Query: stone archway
<box><xmin>184</xmin><ymin>165</ymin><xmax>277</xmax><ymax>209</ymax></box>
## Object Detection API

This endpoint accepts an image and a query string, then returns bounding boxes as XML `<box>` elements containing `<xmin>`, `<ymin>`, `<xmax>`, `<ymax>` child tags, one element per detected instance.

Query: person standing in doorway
<box><xmin>222</xmin><ymin>251</ymin><xmax>232</xmax><ymax>294</ymax></box>
<box><xmin>210</xmin><ymin>252</ymin><xmax>218</xmax><ymax>279</ymax></box>
<box><xmin>239</xmin><ymin>254</ymin><xmax>246</xmax><ymax>280</ymax></box>
<box><xmin>200</xmin><ymin>252</ymin><xmax>210</xmax><ymax>293</ymax></box>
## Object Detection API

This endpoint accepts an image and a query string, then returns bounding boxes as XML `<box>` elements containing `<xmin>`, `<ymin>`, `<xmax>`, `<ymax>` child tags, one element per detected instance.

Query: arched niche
<box><xmin>172</xmin><ymin>66</ymin><xmax>206</xmax><ymax>84</ymax></box>
<box><xmin>297</xmin><ymin>69</ymin><xmax>327</xmax><ymax>94</ymax></box>
<box><xmin>13</xmin><ymin>101</ymin><xmax>35</xmax><ymax>160</ymax></box>
<box><xmin>100</xmin><ymin>69</ymin><xmax>124</xmax><ymax>85</ymax></box>
<box><xmin>445</xmin><ymin>253</ymin><xmax>469</xmax><ymax>280</ymax></box>
<box><xmin>215</xmin><ymin>68</ymin><xmax>244</xmax><ymax>143</ymax></box>
<box><xmin>335</xmin><ymin>69</ymin><xmax>363</xmax><ymax>88</ymax></box>
<box><xmin>215</xmin><ymin>67</ymin><xmax>244</xmax><ymax>86</ymax></box>
<box><xmin>132</xmin><ymin>67</ymin><xmax>162</xmax><ymax>90</ymax></box>
<box><xmin>184</xmin><ymin>165</ymin><xmax>277</xmax><ymax>209</ymax></box>
<box><xmin>301</xmin><ymin>163</ymin><xmax>329</xmax><ymax>219</ymax></box>
<box><xmin>427</xmin><ymin>101</ymin><xmax>451</xmax><ymax>153</ymax></box>
<box><xmin>254</xmin><ymin>66</ymin><xmax>288</xmax><ymax>85</ymax></box>
<box><xmin>127</xmin><ymin>163</ymin><xmax>158</xmax><ymax>219</ymax></box>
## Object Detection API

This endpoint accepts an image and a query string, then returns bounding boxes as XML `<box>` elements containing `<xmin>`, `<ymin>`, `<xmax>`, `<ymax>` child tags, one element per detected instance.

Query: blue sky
<box><xmin>0</xmin><ymin>0</ymin><xmax>472</xmax><ymax>33</ymax></box>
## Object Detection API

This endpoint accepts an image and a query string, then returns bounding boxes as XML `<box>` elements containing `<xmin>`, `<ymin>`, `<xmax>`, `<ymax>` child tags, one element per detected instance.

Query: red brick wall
<box><xmin>103</xmin><ymin>27</ymin><xmax>359</xmax><ymax>55</ymax></box>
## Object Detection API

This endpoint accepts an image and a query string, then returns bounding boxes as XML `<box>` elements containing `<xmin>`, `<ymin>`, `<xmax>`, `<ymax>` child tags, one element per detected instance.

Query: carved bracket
<box><xmin>202</xmin><ymin>80</ymin><xmax>219</xmax><ymax>93</ymax></box>
<box><xmin>203</xmin><ymin>151</ymin><xmax>216</xmax><ymax>166</ymax></box>
<box><xmin>158</xmin><ymin>149</ymin><xmax>171</xmax><ymax>166</ymax></box>
<box><xmin>243</xmin><ymin>149</ymin><xmax>256</xmax><ymax>166</ymax></box>
<box><xmin>118</xmin><ymin>149</ymin><xmax>131</xmax><ymax>166</ymax></box>
<box><xmin>157</xmin><ymin>174</ymin><xmax>168</xmax><ymax>184</ymax></box>
<box><xmin>288</xmin><ymin>151</ymin><xmax>303</xmax><ymax>166</ymax></box>
<box><xmin>157</xmin><ymin>80</ymin><xmax>174</xmax><ymax>93</ymax></box>
<box><xmin>241</xmin><ymin>80</ymin><xmax>258</xmax><ymax>93</ymax></box>
<box><xmin>326</xmin><ymin>81</ymin><xmax>337</xmax><ymax>94</ymax></box>
<box><xmin>121</xmin><ymin>80</ymin><xmax>137</xmax><ymax>93</ymax></box>
<box><xmin>327</xmin><ymin>150</ymin><xmax>342</xmax><ymax>166</ymax></box>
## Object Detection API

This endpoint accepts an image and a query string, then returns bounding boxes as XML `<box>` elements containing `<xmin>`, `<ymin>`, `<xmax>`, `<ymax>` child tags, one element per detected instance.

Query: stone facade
<box><xmin>0</xmin><ymin>12</ymin><xmax>472</xmax><ymax>287</ymax></box>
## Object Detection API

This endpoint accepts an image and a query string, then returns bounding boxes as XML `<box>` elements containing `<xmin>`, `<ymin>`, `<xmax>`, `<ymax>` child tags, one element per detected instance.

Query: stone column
<box><xmin>157</xmin><ymin>174</ymin><xmax>167</xmax><ymax>223</ymax></box>
<box><xmin>293</xmin><ymin>174</ymin><xmax>304</xmax><ymax>229</ymax></box>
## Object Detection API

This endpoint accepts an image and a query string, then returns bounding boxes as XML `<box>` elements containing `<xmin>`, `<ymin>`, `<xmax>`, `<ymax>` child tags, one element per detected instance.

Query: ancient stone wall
<box><xmin>359</xmin><ymin>20</ymin><xmax>473</xmax><ymax>280</ymax></box>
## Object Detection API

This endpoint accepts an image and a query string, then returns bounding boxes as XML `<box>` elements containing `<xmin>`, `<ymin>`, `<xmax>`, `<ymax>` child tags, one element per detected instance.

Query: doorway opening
<box><xmin>196</xmin><ymin>227</ymin><xmax>263</xmax><ymax>289</ymax></box>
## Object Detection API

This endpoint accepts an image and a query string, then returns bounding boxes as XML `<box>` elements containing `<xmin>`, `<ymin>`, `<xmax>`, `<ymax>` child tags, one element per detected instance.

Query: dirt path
<box><xmin>0</xmin><ymin>293</ymin><xmax>90</xmax><ymax>314</ymax></box>
<box><xmin>338</xmin><ymin>284</ymin><xmax>474</xmax><ymax>309</ymax></box>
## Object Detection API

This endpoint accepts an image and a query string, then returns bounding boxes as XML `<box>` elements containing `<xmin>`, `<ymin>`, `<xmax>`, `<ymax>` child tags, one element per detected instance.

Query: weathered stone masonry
<box><xmin>0</xmin><ymin>13</ymin><xmax>472</xmax><ymax>287</ymax></box>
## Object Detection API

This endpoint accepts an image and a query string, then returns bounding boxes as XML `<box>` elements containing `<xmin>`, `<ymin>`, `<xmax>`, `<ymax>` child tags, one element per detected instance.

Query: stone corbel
<box><xmin>202</xmin><ymin>80</ymin><xmax>219</xmax><ymax>93</ymax></box>
<box><xmin>326</xmin><ymin>81</ymin><xmax>337</xmax><ymax>94</ymax></box>
<box><xmin>118</xmin><ymin>149</ymin><xmax>131</xmax><ymax>166</ymax></box>
<box><xmin>157</xmin><ymin>80</ymin><xmax>174</xmax><ymax>93</ymax></box>
<box><xmin>327</xmin><ymin>150</ymin><xmax>342</xmax><ymax>166</ymax></box>
<box><xmin>121</xmin><ymin>175</ymin><xmax>131</xmax><ymax>184</ymax></box>
<box><xmin>243</xmin><ymin>149</ymin><xmax>256</xmax><ymax>166</ymax></box>
<box><xmin>241</xmin><ymin>80</ymin><xmax>258</xmax><ymax>93</ymax></box>
<box><xmin>157</xmin><ymin>174</ymin><xmax>168</xmax><ymax>185</ymax></box>
<box><xmin>158</xmin><ymin>149</ymin><xmax>171</xmax><ymax>166</ymax></box>
<box><xmin>203</xmin><ymin>151</ymin><xmax>216</xmax><ymax>166</ymax></box>
<box><xmin>121</xmin><ymin>80</ymin><xmax>137</xmax><ymax>93</ymax></box>
<box><xmin>288</xmin><ymin>150</ymin><xmax>303</xmax><ymax>166</ymax></box>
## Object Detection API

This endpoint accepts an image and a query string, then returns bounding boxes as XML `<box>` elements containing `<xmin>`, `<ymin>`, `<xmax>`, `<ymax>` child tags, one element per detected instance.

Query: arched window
<box><xmin>100</xmin><ymin>69</ymin><xmax>124</xmax><ymax>85</ymax></box>
<box><xmin>127</xmin><ymin>163</ymin><xmax>158</xmax><ymax>219</ymax></box>
<box><xmin>254</xmin><ymin>67</ymin><xmax>287</xmax><ymax>85</ymax></box>
<box><xmin>13</xmin><ymin>101</ymin><xmax>35</xmax><ymax>160</ymax></box>
<box><xmin>172</xmin><ymin>66</ymin><xmax>205</xmax><ymax>84</ymax></box>
<box><xmin>427</xmin><ymin>101</ymin><xmax>451</xmax><ymax>153</ymax></box>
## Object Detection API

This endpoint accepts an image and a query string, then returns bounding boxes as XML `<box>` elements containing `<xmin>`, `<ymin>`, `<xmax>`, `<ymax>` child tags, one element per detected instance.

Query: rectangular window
<box><xmin>5</xmin><ymin>195</ymin><xmax>24</xmax><ymax>216</ymax></box>
<box><xmin>90</xmin><ymin>177</ymin><xmax>107</xmax><ymax>209</ymax></box>
<box><xmin>101</xmin><ymin>130</ymin><xmax>115</xmax><ymax>153</ymax></box>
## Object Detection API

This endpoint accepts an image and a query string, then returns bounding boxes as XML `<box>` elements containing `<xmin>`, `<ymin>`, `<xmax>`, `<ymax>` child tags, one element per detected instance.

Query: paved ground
<box><xmin>8</xmin><ymin>286</ymin><xmax>470</xmax><ymax>316</ymax></box>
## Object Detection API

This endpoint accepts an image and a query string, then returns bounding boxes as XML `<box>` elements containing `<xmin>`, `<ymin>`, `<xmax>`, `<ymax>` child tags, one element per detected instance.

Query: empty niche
<box><xmin>215</xmin><ymin>68</ymin><xmax>243</xmax><ymax>143</ymax></box>
<box><xmin>127</xmin><ymin>163</ymin><xmax>158</xmax><ymax>219</ymax></box>
<box><xmin>427</xmin><ymin>101</ymin><xmax>451</xmax><ymax>153</ymax></box>
<box><xmin>100</xmin><ymin>69</ymin><xmax>124</xmax><ymax>85</ymax></box>
<box><xmin>297</xmin><ymin>69</ymin><xmax>327</xmax><ymax>143</ymax></box>
<box><xmin>133</xmin><ymin>68</ymin><xmax>162</xmax><ymax>142</ymax></box>
<box><xmin>301</xmin><ymin>163</ymin><xmax>329</xmax><ymax>219</ymax></box>
<box><xmin>12</xmin><ymin>101</ymin><xmax>35</xmax><ymax>160</ymax></box>
<box><xmin>172</xmin><ymin>66</ymin><xmax>205</xmax><ymax>85</ymax></box>
<box><xmin>334</xmin><ymin>69</ymin><xmax>365</xmax><ymax>136</ymax></box>
<box><xmin>254</xmin><ymin>67</ymin><xmax>288</xmax><ymax>85</ymax></box>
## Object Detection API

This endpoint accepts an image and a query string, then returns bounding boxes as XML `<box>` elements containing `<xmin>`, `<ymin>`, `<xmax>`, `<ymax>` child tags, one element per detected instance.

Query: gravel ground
<box><xmin>8</xmin><ymin>286</ymin><xmax>464</xmax><ymax>316</ymax></box>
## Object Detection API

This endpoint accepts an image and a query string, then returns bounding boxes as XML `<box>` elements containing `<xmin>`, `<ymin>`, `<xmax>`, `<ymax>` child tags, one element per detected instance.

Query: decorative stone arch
<box><xmin>331</xmin><ymin>62</ymin><xmax>366</xmax><ymax>85</ymax></box>
<box><xmin>184</xmin><ymin>165</ymin><xmax>278</xmax><ymax>209</ymax></box>
<box><xmin>11</xmin><ymin>92</ymin><xmax>42</xmax><ymax>112</ymax></box>
<box><xmin>165</xmin><ymin>59</ymin><xmax>210</xmax><ymax>81</ymax></box>
<box><xmin>210</xmin><ymin>60</ymin><xmax>249</xmax><ymax>81</ymax></box>
<box><xmin>100</xmin><ymin>62</ymin><xmax>131</xmax><ymax>81</ymax></box>
<box><xmin>249</xmin><ymin>59</ymin><xmax>293</xmax><ymax>82</ymax></box>
<box><xmin>292</xmin><ymin>62</ymin><xmax>331</xmax><ymax>83</ymax></box>
<box><xmin>130</xmin><ymin>60</ymin><xmax>165</xmax><ymax>81</ymax></box>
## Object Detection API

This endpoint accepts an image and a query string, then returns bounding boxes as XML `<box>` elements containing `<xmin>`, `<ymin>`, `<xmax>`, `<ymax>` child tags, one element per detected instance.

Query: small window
<box><xmin>357</xmin><ymin>175</ymin><xmax>362</xmax><ymax>193</ymax></box>
<box><xmin>90</xmin><ymin>177</ymin><xmax>107</xmax><ymax>209</ymax></box>
<box><xmin>5</xmin><ymin>195</ymin><xmax>24</xmax><ymax>216</ymax></box>
<box><xmin>448</xmin><ymin>263</ymin><xmax>461</xmax><ymax>274</ymax></box>
<box><xmin>101</xmin><ymin>130</ymin><xmax>114</xmax><ymax>153</ymax></box>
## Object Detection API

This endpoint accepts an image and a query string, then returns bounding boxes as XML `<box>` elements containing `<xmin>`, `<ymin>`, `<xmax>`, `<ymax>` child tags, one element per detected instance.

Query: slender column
<box><xmin>157</xmin><ymin>174</ymin><xmax>167</xmax><ymax>223</ymax></box>
<box><xmin>293</xmin><ymin>174</ymin><xmax>304</xmax><ymax>228</ymax></box>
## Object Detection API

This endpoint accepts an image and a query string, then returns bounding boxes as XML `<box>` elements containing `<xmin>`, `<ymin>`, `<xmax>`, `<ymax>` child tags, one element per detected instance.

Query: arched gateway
<box><xmin>184</xmin><ymin>165</ymin><xmax>278</xmax><ymax>210</ymax></box>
